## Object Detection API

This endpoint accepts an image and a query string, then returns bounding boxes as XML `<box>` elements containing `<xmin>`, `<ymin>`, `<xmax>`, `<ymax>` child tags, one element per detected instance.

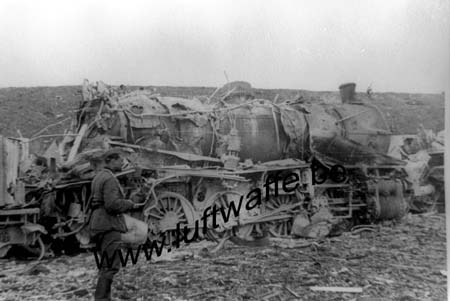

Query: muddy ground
<box><xmin>0</xmin><ymin>212</ymin><xmax>446</xmax><ymax>301</ymax></box>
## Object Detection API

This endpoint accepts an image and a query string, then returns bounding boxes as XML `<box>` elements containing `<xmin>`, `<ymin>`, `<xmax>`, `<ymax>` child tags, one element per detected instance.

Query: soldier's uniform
<box><xmin>89</xmin><ymin>167</ymin><xmax>135</xmax><ymax>301</ymax></box>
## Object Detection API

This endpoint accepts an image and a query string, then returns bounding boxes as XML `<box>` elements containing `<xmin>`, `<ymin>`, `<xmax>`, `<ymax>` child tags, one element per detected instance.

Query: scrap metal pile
<box><xmin>0</xmin><ymin>80</ymin><xmax>443</xmax><ymax>258</ymax></box>
<box><xmin>388</xmin><ymin>126</ymin><xmax>445</xmax><ymax>213</ymax></box>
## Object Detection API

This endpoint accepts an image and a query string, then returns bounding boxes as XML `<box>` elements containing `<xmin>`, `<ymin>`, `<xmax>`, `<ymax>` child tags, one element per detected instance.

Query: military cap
<box><xmin>102</xmin><ymin>148</ymin><xmax>124</xmax><ymax>161</ymax></box>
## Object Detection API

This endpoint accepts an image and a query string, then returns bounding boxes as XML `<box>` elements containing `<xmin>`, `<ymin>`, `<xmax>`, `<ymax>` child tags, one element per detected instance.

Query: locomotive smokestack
<box><xmin>339</xmin><ymin>83</ymin><xmax>356</xmax><ymax>103</ymax></box>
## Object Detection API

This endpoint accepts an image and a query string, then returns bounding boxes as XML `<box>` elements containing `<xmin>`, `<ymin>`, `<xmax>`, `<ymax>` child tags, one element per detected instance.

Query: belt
<box><xmin>91</xmin><ymin>204</ymin><xmax>103</xmax><ymax>210</ymax></box>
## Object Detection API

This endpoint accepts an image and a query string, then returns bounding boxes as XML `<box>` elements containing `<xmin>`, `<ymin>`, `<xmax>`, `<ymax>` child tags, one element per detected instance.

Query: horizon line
<box><xmin>0</xmin><ymin>83</ymin><xmax>445</xmax><ymax>96</ymax></box>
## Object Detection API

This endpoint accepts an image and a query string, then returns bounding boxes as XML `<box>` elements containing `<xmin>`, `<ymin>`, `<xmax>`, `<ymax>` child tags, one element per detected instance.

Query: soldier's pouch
<box><xmin>120</xmin><ymin>214</ymin><xmax>148</xmax><ymax>245</ymax></box>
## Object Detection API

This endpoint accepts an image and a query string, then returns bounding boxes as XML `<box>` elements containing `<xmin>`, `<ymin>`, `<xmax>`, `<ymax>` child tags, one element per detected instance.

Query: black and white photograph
<box><xmin>0</xmin><ymin>1</ymin><xmax>448</xmax><ymax>300</ymax></box>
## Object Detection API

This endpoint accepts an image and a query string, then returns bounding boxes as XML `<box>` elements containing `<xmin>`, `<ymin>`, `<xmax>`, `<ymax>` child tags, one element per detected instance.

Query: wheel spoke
<box><xmin>170</xmin><ymin>197</ymin><xmax>178</xmax><ymax>210</ymax></box>
<box><xmin>263</xmin><ymin>195</ymin><xmax>296</xmax><ymax>237</ymax></box>
<box><xmin>218</xmin><ymin>195</ymin><xmax>226</xmax><ymax>208</ymax></box>
<box><xmin>266</xmin><ymin>203</ymin><xmax>275</xmax><ymax>210</ymax></box>
<box><xmin>158</xmin><ymin>200</ymin><xmax>167</xmax><ymax>212</ymax></box>
<box><xmin>148</xmin><ymin>213</ymin><xmax>163</xmax><ymax>219</ymax></box>
<box><xmin>145</xmin><ymin>192</ymin><xmax>195</xmax><ymax>246</ymax></box>
<box><xmin>154</xmin><ymin>206</ymin><xmax>165</xmax><ymax>215</ymax></box>
<box><xmin>272</xmin><ymin>197</ymin><xmax>280</xmax><ymax>207</ymax></box>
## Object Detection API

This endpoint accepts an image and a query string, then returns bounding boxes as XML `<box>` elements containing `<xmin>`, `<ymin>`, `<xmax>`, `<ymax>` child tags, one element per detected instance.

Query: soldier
<box><xmin>89</xmin><ymin>149</ymin><xmax>145</xmax><ymax>301</ymax></box>
<box><xmin>366</xmin><ymin>85</ymin><xmax>373</xmax><ymax>98</ymax></box>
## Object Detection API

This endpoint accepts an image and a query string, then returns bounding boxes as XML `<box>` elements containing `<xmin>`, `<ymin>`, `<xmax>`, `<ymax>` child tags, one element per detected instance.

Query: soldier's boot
<box><xmin>94</xmin><ymin>277</ymin><xmax>112</xmax><ymax>301</ymax></box>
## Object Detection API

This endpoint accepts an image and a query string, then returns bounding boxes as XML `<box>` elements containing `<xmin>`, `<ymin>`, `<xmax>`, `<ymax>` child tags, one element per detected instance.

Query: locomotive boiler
<box><xmin>67</xmin><ymin>81</ymin><xmax>407</xmax><ymax>242</ymax></box>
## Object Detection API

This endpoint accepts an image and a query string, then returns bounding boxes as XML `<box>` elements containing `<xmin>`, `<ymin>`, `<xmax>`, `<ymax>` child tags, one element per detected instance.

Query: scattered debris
<box><xmin>270</xmin><ymin>237</ymin><xmax>314</xmax><ymax>249</ymax></box>
<box><xmin>0</xmin><ymin>212</ymin><xmax>446</xmax><ymax>300</ymax></box>
<box><xmin>26</xmin><ymin>264</ymin><xmax>51</xmax><ymax>276</ymax></box>
<box><xmin>309</xmin><ymin>286</ymin><xmax>363</xmax><ymax>293</ymax></box>
<box><xmin>284</xmin><ymin>285</ymin><xmax>301</xmax><ymax>298</ymax></box>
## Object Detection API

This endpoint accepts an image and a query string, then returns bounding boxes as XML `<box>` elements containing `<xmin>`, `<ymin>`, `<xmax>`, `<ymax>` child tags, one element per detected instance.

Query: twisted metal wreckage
<box><xmin>0</xmin><ymin>81</ymin><xmax>444</xmax><ymax>259</ymax></box>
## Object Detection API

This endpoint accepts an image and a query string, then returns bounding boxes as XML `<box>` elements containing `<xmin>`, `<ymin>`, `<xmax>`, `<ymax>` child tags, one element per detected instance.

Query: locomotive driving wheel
<box><xmin>264</xmin><ymin>195</ymin><xmax>297</xmax><ymax>237</ymax></box>
<box><xmin>205</xmin><ymin>191</ymin><xmax>261</xmax><ymax>242</ymax></box>
<box><xmin>204</xmin><ymin>191</ymin><xmax>239</xmax><ymax>242</ymax></box>
<box><xmin>144</xmin><ymin>192</ymin><xmax>196</xmax><ymax>247</ymax></box>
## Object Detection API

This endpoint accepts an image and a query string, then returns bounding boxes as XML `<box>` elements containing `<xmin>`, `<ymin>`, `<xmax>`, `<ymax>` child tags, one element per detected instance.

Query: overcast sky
<box><xmin>0</xmin><ymin>0</ymin><xmax>448</xmax><ymax>93</ymax></box>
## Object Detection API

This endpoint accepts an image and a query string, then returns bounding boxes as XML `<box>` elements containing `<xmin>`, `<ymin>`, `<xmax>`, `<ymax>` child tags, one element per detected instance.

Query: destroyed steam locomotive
<box><xmin>0</xmin><ymin>81</ymin><xmax>435</xmax><ymax>258</ymax></box>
